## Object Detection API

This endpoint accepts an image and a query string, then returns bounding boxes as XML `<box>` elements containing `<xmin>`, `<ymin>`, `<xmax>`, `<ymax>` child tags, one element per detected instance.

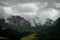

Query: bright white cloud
<box><xmin>41</xmin><ymin>8</ymin><xmax>59</xmax><ymax>21</ymax></box>
<box><xmin>4</xmin><ymin>7</ymin><xmax>13</xmax><ymax>15</ymax></box>
<box><xmin>17</xmin><ymin>3</ymin><xmax>38</xmax><ymax>11</ymax></box>
<box><xmin>47</xmin><ymin>9</ymin><xmax>59</xmax><ymax>20</ymax></box>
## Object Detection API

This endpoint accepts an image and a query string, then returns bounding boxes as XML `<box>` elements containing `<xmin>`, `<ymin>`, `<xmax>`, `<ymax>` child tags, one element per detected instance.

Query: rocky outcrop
<box><xmin>5</xmin><ymin>16</ymin><xmax>31</xmax><ymax>27</ymax></box>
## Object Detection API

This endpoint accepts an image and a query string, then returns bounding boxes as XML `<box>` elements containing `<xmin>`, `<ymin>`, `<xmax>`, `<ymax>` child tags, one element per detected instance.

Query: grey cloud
<box><xmin>0</xmin><ymin>0</ymin><xmax>58</xmax><ymax>5</ymax></box>
<box><xmin>0</xmin><ymin>7</ymin><xmax>5</xmax><ymax>18</ymax></box>
<box><xmin>0</xmin><ymin>0</ymin><xmax>59</xmax><ymax>8</ymax></box>
<box><xmin>0</xmin><ymin>1</ymin><xmax>6</xmax><ymax>6</ymax></box>
<box><xmin>0</xmin><ymin>1</ymin><xmax>10</xmax><ymax>6</ymax></box>
<box><xmin>15</xmin><ymin>7</ymin><xmax>34</xmax><ymax>12</ymax></box>
<box><xmin>54</xmin><ymin>0</ymin><xmax>60</xmax><ymax>3</ymax></box>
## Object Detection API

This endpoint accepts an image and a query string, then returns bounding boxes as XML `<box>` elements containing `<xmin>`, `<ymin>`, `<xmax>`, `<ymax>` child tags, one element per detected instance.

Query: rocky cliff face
<box><xmin>0</xmin><ymin>18</ymin><xmax>5</xmax><ymax>22</ymax></box>
<box><xmin>5</xmin><ymin>16</ymin><xmax>31</xmax><ymax>27</ymax></box>
<box><xmin>44</xmin><ymin>18</ymin><xmax>55</xmax><ymax>26</ymax></box>
<box><xmin>54</xmin><ymin>17</ymin><xmax>60</xmax><ymax>26</ymax></box>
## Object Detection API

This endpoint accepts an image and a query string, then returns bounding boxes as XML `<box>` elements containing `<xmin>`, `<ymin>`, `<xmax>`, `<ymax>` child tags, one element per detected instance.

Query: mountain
<box><xmin>0</xmin><ymin>16</ymin><xmax>32</xmax><ymax>40</ymax></box>
<box><xmin>5</xmin><ymin>16</ymin><xmax>31</xmax><ymax>27</ymax></box>
<box><xmin>0</xmin><ymin>18</ymin><xmax>5</xmax><ymax>22</ymax></box>
<box><xmin>44</xmin><ymin>18</ymin><xmax>55</xmax><ymax>26</ymax></box>
<box><xmin>36</xmin><ymin>17</ymin><xmax>60</xmax><ymax>40</ymax></box>
<box><xmin>0</xmin><ymin>16</ymin><xmax>60</xmax><ymax>40</ymax></box>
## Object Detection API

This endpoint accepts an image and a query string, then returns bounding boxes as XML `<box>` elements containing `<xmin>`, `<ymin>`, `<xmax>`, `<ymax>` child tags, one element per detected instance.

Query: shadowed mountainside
<box><xmin>36</xmin><ymin>17</ymin><xmax>60</xmax><ymax>40</ymax></box>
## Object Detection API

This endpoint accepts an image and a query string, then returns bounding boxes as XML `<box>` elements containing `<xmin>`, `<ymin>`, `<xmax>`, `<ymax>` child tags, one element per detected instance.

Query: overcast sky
<box><xmin>0</xmin><ymin>0</ymin><xmax>60</xmax><ymax>26</ymax></box>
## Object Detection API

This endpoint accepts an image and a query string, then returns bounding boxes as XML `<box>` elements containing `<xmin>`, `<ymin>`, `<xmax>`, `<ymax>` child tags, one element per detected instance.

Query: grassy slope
<box><xmin>21</xmin><ymin>33</ymin><xmax>38</xmax><ymax>40</ymax></box>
